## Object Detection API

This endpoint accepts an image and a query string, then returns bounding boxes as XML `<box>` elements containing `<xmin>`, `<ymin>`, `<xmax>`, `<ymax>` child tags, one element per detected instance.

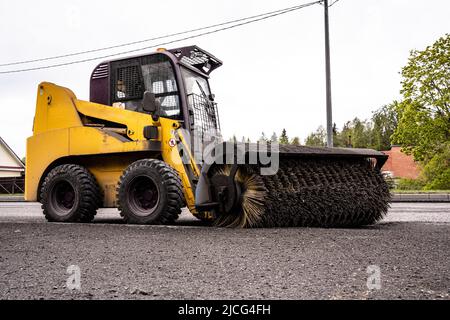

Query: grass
<box><xmin>392</xmin><ymin>189</ymin><xmax>450</xmax><ymax>194</ymax></box>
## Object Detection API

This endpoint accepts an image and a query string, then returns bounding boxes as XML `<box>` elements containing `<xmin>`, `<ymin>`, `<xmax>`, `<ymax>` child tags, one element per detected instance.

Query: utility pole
<box><xmin>323</xmin><ymin>0</ymin><xmax>333</xmax><ymax>147</ymax></box>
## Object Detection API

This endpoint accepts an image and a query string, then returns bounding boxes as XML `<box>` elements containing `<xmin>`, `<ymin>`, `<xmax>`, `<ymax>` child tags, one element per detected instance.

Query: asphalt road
<box><xmin>0</xmin><ymin>202</ymin><xmax>449</xmax><ymax>300</ymax></box>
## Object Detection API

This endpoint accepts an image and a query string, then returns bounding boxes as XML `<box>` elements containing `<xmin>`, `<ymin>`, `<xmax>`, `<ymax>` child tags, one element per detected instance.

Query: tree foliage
<box><xmin>392</xmin><ymin>34</ymin><xmax>450</xmax><ymax>189</ymax></box>
<box><xmin>305</xmin><ymin>126</ymin><xmax>326</xmax><ymax>147</ymax></box>
<box><xmin>421</xmin><ymin>143</ymin><xmax>450</xmax><ymax>190</ymax></box>
<box><xmin>290</xmin><ymin>136</ymin><xmax>300</xmax><ymax>145</ymax></box>
<box><xmin>372</xmin><ymin>103</ymin><xmax>399</xmax><ymax>151</ymax></box>
<box><xmin>279</xmin><ymin>128</ymin><xmax>289</xmax><ymax>144</ymax></box>
<box><xmin>392</xmin><ymin>34</ymin><xmax>449</xmax><ymax>161</ymax></box>
<box><xmin>306</xmin><ymin>115</ymin><xmax>393</xmax><ymax>150</ymax></box>
<box><xmin>349</xmin><ymin>118</ymin><xmax>372</xmax><ymax>148</ymax></box>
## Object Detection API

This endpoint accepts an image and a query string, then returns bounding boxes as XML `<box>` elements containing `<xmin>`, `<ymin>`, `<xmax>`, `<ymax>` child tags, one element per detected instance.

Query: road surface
<box><xmin>0</xmin><ymin>202</ymin><xmax>449</xmax><ymax>300</ymax></box>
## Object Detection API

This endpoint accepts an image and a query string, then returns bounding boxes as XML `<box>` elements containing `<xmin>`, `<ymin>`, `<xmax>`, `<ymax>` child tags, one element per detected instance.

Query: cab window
<box><xmin>111</xmin><ymin>55</ymin><xmax>181</xmax><ymax>119</ymax></box>
<box><xmin>141</xmin><ymin>56</ymin><xmax>181</xmax><ymax>118</ymax></box>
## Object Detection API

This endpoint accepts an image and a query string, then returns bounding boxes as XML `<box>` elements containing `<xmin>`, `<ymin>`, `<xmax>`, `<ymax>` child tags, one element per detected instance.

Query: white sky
<box><xmin>0</xmin><ymin>0</ymin><xmax>449</xmax><ymax>158</ymax></box>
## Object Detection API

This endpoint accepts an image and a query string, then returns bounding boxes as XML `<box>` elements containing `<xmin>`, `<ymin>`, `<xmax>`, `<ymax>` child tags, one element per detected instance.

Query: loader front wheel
<box><xmin>40</xmin><ymin>164</ymin><xmax>102</xmax><ymax>222</ymax></box>
<box><xmin>117</xmin><ymin>159</ymin><xmax>184</xmax><ymax>224</ymax></box>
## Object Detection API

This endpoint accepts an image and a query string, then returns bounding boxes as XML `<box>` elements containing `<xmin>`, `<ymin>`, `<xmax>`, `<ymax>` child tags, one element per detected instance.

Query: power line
<box><xmin>319</xmin><ymin>0</ymin><xmax>340</xmax><ymax>7</ymax></box>
<box><xmin>329</xmin><ymin>0</ymin><xmax>341</xmax><ymax>7</ymax></box>
<box><xmin>0</xmin><ymin>1</ymin><xmax>323</xmax><ymax>68</ymax></box>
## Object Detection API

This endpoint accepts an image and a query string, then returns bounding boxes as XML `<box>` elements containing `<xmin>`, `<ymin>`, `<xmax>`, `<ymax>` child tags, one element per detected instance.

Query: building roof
<box><xmin>0</xmin><ymin>136</ymin><xmax>25</xmax><ymax>171</ymax></box>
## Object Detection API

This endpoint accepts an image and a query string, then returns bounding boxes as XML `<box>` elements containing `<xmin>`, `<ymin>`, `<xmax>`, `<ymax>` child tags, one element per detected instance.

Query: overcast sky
<box><xmin>0</xmin><ymin>0</ymin><xmax>449</xmax><ymax>157</ymax></box>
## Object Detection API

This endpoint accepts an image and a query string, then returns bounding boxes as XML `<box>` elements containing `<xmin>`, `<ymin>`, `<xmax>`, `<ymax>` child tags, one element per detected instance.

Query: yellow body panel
<box><xmin>25</xmin><ymin>128</ymin><xmax>70</xmax><ymax>201</ymax></box>
<box><xmin>26</xmin><ymin>82</ymin><xmax>200</xmax><ymax>214</ymax></box>
<box><xmin>33</xmin><ymin>83</ymin><xmax>82</xmax><ymax>134</ymax></box>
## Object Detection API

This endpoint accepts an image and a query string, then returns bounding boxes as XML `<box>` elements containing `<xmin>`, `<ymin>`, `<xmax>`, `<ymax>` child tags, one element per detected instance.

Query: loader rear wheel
<box><xmin>40</xmin><ymin>164</ymin><xmax>102</xmax><ymax>222</ymax></box>
<box><xmin>117</xmin><ymin>159</ymin><xmax>184</xmax><ymax>224</ymax></box>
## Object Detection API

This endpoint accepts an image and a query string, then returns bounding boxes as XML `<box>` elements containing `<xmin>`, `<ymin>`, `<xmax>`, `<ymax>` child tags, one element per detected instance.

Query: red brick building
<box><xmin>381</xmin><ymin>146</ymin><xmax>421</xmax><ymax>179</ymax></box>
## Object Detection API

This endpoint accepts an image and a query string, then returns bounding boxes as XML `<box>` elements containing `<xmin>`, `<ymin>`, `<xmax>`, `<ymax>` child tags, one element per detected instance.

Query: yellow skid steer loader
<box><xmin>25</xmin><ymin>46</ymin><xmax>390</xmax><ymax>227</ymax></box>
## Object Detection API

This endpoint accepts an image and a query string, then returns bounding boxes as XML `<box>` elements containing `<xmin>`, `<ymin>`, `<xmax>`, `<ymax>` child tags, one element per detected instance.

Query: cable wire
<box><xmin>0</xmin><ymin>1</ymin><xmax>323</xmax><ymax>67</ymax></box>
<box><xmin>0</xmin><ymin>0</ymin><xmax>322</xmax><ymax>74</ymax></box>
<box><xmin>329</xmin><ymin>0</ymin><xmax>340</xmax><ymax>7</ymax></box>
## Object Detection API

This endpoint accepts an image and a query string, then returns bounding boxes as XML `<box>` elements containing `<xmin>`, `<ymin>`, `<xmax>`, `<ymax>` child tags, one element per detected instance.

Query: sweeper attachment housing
<box><xmin>25</xmin><ymin>46</ymin><xmax>390</xmax><ymax>227</ymax></box>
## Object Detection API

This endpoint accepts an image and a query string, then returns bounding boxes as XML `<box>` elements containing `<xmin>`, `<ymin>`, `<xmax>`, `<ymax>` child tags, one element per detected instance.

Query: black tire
<box><xmin>117</xmin><ymin>159</ymin><xmax>184</xmax><ymax>224</ymax></box>
<box><xmin>40</xmin><ymin>164</ymin><xmax>102</xmax><ymax>222</ymax></box>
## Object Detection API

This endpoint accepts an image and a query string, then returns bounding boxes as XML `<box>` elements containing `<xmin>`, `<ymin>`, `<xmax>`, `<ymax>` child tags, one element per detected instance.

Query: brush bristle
<box><xmin>211</xmin><ymin>165</ymin><xmax>267</xmax><ymax>228</ymax></box>
<box><xmin>208</xmin><ymin>157</ymin><xmax>391</xmax><ymax>228</ymax></box>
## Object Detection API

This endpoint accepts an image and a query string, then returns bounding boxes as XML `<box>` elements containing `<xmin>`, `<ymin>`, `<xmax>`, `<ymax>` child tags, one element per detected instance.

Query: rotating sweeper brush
<box><xmin>196</xmin><ymin>144</ymin><xmax>391</xmax><ymax>228</ymax></box>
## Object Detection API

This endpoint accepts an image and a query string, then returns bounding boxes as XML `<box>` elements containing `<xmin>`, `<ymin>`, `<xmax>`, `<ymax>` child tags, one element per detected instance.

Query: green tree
<box><xmin>305</xmin><ymin>126</ymin><xmax>326</xmax><ymax>147</ymax></box>
<box><xmin>333</xmin><ymin>118</ymin><xmax>372</xmax><ymax>148</ymax></box>
<box><xmin>290</xmin><ymin>136</ymin><xmax>300</xmax><ymax>145</ymax></box>
<box><xmin>371</xmin><ymin>103</ymin><xmax>399</xmax><ymax>151</ymax></box>
<box><xmin>350</xmin><ymin>117</ymin><xmax>372</xmax><ymax>148</ymax></box>
<box><xmin>338</xmin><ymin>121</ymin><xmax>353</xmax><ymax>147</ymax></box>
<box><xmin>392</xmin><ymin>34</ymin><xmax>450</xmax><ymax>189</ymax></box>
<box><xmin>306</xmin><ymin>108</ymin><xmax>398</xmax><ymax>150</ymax></box>
<box><xmin>421</xmin><ymin>144</ymin><xmax>450</xmax><ymax>190</ymax></box>
<box><xmin>279</xmin><ymin>128</ymin><xmax>289</xmax><ymax>144</ymax></box>
<box><xmin>392</xmin><ymin>34</ymin><xmax>450</xmax><ymax>160</ymax></box>
<box><xmin>331</xmin><ymin>123</ymin><xmax>344</xmax><ymax>147</ymax></box>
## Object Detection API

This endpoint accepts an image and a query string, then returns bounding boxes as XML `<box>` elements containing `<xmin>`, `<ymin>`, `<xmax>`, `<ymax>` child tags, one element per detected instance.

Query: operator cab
<box><xmin>89</xmin><ymin>46</ymin><xmax>222</xmax><ymax>137</ymax></box>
